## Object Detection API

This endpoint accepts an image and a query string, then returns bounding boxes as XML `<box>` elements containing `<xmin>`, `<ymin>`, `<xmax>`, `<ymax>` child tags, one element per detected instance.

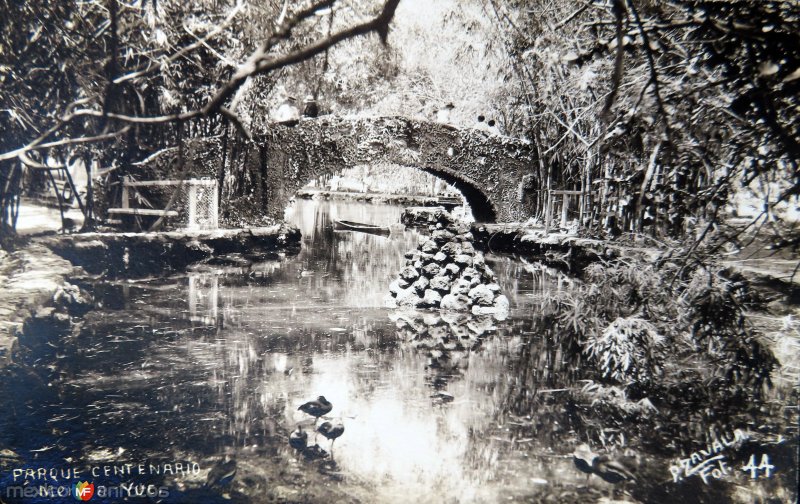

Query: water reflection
<box><xmin>284</xmin><ymin>199</ymin><xmax>421</xmax><ymax>307</ymax></box>
<box><xmin>40</xmin><ymin>200</ymin><xmax>577</xmax><ymax>503</ymax></box>
<box><xmin>6</xmin><ymin>199</ymin><xmax>794</xmax><ymax>503</ymax></box>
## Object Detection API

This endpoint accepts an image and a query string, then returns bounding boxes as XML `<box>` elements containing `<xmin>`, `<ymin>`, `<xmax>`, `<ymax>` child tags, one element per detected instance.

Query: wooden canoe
<box><xmin>436</xmin><ymin>196</ymin><xmax>463</xmax><ymax>209</ymax></box>
<box><xmin>333</xmin><ymin>219</ymin><xmax>391</xmax><ymax>236</ymax></box>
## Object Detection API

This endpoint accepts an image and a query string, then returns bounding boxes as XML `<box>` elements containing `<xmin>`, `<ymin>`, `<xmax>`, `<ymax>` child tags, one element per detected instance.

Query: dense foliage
<box><xmin>498</xmin><ymin>258</ymin><xmax>785</xmax><ymax>497</ymax></box>
<box><xmin>487</xmin><ymin>0</ymin><xmax>798</xmax><ymax>257</ymax></box>
<box><xmin>0</xmin><ymin>0</ymin><xmax>400</xmax><ymax>241</ymax></box>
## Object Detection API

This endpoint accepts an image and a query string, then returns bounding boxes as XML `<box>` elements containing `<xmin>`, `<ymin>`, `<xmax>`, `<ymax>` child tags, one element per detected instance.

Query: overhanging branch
<box><xmin>0</xmin><ymin>0</ymin><xmax>401</xmax><ymax>163</ymax></box>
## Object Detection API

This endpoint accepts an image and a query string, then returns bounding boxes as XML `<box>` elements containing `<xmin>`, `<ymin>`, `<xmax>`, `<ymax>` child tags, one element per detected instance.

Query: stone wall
<box><xmin>39</xmin><ymin>225</ymin><xmax>301</xmax><ymax>278</ymax></box>
<box><xmin>0</xmin><ymin>244</ymin><xmax>86</xmax><ymax>369</ymax></box>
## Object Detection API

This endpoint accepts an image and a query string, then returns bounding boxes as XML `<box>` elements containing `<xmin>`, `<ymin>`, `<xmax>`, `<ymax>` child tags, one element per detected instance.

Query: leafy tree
<box><xmin>0</xmin><ymin>0</ymin><xmax>401</xmax><ymax>244</ymax></box>
<box><xmin>484</xmin><ymin>0</ymin><xmax>798</xmax><ymax>258</ymax></box>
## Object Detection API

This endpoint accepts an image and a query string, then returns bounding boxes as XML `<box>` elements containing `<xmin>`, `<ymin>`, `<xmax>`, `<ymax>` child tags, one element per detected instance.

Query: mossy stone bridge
<box><xmin>151</xmin><ymin>116</ymin><xmax>539</xmax><ymax>223</ymax></box>
<box><xmin>262</xmin><ymin>116</ymin><xmax>539</xmax><ymax>222</ymax></box>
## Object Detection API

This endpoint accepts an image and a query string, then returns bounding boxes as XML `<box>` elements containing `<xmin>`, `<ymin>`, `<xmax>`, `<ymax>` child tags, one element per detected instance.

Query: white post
<box><xmin>211</xmin><ymin>180</ymin><xmax>219</xmax><ymax>229</ymax></box>
<box><xmin>121</xmin><ymin>176</ymin><xmax>129</xmax><ymax>209</ymax></box>
<box><xmin>210</xmin><ymin>275</ymin><xmax>219</xmax><ymax>320</ymax></box>
<box><xmin>188</xmin><ymin>180</ymin><xmax>198</xmax><ymax>230</ymax></box>
<box><xmin>188</xmin><ymin>274</ymin><xmax>197</xmax><ymax>316</ymax></box>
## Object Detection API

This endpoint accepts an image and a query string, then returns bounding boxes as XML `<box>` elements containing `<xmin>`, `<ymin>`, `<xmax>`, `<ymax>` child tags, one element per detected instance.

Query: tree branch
<box><xmin>204</xmin><ymin>0</ymin><xmax>400</xmax><ymax>114</ymax></box>
<box><xmin>219</xmin><ymin>107</ymin><xmax>253</xmax><ymax>141</ymax></box>
<box><xmin>626</xmin><ymin>0</ymin><xmax>669</xmax><ymax>123</ymax></box>
<box><xmin>0</xmin><ymin>0</ymin><xmax>401</xmax><ymax>164</ymax></box>
<box><xmin>553</xmin><ymin>0</ymin><xmax>594</xmax><ymax>30</ymax></box>
<box><xmin>600</xmin><ymin>0</ymin><xmax>626</xmax><ymax>121</ymax></box>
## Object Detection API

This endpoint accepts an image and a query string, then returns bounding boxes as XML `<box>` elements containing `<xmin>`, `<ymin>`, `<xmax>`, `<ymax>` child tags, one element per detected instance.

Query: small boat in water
<box><xmin>436</xmin><ymin>196</ymin><xmax>463</xmax><ymax>209</ymax></box>
<box><xmin>333</xmin><ymin>219</ymin><xmax>391</xmax><ymax>236</ymax></box>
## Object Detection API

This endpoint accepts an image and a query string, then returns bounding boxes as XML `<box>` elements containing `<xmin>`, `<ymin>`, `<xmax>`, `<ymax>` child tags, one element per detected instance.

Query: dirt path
<box><xmin>14</xmin><ymin>200</ymin><xmax>85</xmax><ymax>235</ymax></box>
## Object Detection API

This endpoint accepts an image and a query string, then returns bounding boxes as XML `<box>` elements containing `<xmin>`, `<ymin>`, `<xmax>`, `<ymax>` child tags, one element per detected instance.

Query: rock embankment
<box><xmin>0</xmin><ymin>244</ymin><xmax>89</xmax><ymax>368</ymax></box>
<box><xmin>39</xmin><ymin>225</ymin><xmax>301</xmax><ymax>278</ymax></box>
<box><xmin>385</xmin><ymin>221</ymin><xmax>509</xmax><ymax>317</ymax></box>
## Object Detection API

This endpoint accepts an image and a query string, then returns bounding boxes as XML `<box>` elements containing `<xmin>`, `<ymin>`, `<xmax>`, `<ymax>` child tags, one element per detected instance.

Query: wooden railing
<box><xmin>108</xmin><ymin>177</ymin><xmax>218</xmax><ymax>230</ymax></box>
<box><xmin>545</xmin><ymin>189</ymin><xmax>593</xmax><ymax>232</ymax></box>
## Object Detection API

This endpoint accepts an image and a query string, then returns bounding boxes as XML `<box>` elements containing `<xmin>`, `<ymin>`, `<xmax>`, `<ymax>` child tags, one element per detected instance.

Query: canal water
<box><xmin>1</xmin><ymin>199</ymin><xmax>795</xmax><ymax>503</ymax></box>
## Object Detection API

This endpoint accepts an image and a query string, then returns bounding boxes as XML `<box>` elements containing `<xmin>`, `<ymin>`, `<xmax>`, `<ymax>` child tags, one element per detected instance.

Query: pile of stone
<box><xmin>400</xmin><ymin>206</ymin><xmax>452</xmax><ymax>228</ymax></box>
<box><xmin>385</xmin><ymin>222</ymin><xmax>509</xmax><ymax>317</ymax></box>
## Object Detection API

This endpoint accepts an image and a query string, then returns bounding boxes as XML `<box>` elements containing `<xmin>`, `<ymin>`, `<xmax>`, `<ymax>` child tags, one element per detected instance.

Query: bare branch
<box><xmin>71</xmin><ymin>108</ymin><xmax>200</xmax><ymax>124</ymax></box>
<box><xmin>600</xmin><ymin>0</ymin><xmax>626</xmax><ymax>121</ymax></box>
<box><xmin>626</xmin><ymin>0</ymin><xmax>669</xmax><ymax>123</ymax></box>
<box><xmin>553</xmin><ymin>1</ymin><xmax>594</xmax><ymax>30</ymax></box>
<box><xmin>20</xmin><ymin>152</ymin><xmax>63</xmax><ymax>170</ymax></box>
<box><xmin>181</xmin><ymin>21</ymin><xmax>238</xmax><ymax>68</ymax></box>
<box><xmin>0</xmin><ymin>97</ymin><xmax>93</xmax><ymax>162</ymax></box>
<box><xmin>203</xmin><ymin>0</ymin><xmax>400</xmax><ymax>115</ymax></box>
<box><xmin>544</xmin><ymin>110</ymin><xmax>593</xmax><ymax>153</ymax></box>
<box><xmin>35</xmin><ymin>126</ymin><xmax>132</xmax><ymax>151</ymax></box>
<box><xmin>219</xmin><ymin>107</ymin><xmax>253</xmax><ymax>141</ymax></box>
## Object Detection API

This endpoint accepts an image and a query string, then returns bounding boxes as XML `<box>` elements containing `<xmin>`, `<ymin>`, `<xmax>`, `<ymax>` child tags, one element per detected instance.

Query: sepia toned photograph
<box><xmin>0</xmin><ymin>0</ymin><xmax>797</xmax><ymax>502</ymax></box>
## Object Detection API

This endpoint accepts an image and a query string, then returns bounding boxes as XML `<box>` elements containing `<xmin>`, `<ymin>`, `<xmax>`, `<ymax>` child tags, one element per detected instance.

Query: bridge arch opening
<box><xmin>417</xmin><ymin>168</ymin><xmax>497</xmax><ymax>223</ymax></box>
<box><xmin>288</xmin><ymin>163</ymin><xmax>496</xmax><ymax>223</ymax></box>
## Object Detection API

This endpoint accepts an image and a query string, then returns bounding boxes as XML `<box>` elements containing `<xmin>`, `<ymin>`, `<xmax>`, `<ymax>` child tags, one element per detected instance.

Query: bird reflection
<box><xmin>301</xmin><ymin>444</ymin><xmax>329</xmax><ymax>461</ymax></box>
<box><xmin>594</xmin><ymin>454</ymin><xmax>637</xmax><ymax>484</ymax></box>
<box><xmin>289</xmin><ymin>424</ymin><xmax>332</xmax><ymax>461</ymax></box>
<box><xmin>297</xmin><ymin>267</ymin><xmax>314</xmax><ymax>278</ymax></box>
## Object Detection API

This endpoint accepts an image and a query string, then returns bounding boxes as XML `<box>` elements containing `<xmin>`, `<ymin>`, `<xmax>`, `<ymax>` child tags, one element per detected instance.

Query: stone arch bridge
<box><xmin>146</xmin><ymin>116</ymin><xmax>539</xmax><ymax>223</ymax></box>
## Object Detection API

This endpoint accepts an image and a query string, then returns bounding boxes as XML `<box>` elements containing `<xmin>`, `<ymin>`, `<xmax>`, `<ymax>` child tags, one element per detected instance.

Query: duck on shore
<box><xmin>317</xmin><ymin>419</ymin><xmax>345</xmax><ymax>450</ymax></box>
<box><xmin>572</xmin><ymin>443</ymin><xmax>637</xmax><ymax>485</ymax></box>
<box><xmin>205</xmin><ymin>455</ymin><xmax>237</xmax><ymax>489</ymax></box>
<box><xmin>298</xmin><ymin>396</ymin><xmax>333</xmax><ymax>425</ymax></box>
<box><xmin>289</xmin><ymin>425</ymin><xmax>308</xmax><ymax>450</ymax></box>
<box><xmin>573</xmin><ymin>443</ymin><xmax>596</xmax><ymax>483</ymax></box>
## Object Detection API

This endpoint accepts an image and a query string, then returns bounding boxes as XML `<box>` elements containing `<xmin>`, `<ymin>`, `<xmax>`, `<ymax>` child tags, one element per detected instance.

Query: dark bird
<box><xmin>593</xmin><ymin>454</ymin><xmax>637</xmax><ymax>484</ymax></box>
<box><xmin>205</xmin><ymin>456</ymin><xmax>236</xmax><ymax>489</ymax></box>
<box><xmin>573</xmin><ymin>443</ymin><xmax>596</xmax><ymax>482</ymax></box>
<box><xmin>301</xmin><ymin>444</ymin><xmax>329</xmax><ymax>461</ymax></box>
<box><xmin>573</xmin><ymin>444</ymin><xmax>637</xmax><ymax>485</ymax></box>
<box><xmin>289</xmin><ymin>425</ymin><xmax>308</xmax><ymax>450</ymax></box>
<box><xmin>317</xmin><ymin>420</ymin><xmax>345</xmax><ymax>449</ymax></box>
<box><xmin>298</xmin><ymin>396</ymin><xmax>332</xmax><ymax>424</ymax></box>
